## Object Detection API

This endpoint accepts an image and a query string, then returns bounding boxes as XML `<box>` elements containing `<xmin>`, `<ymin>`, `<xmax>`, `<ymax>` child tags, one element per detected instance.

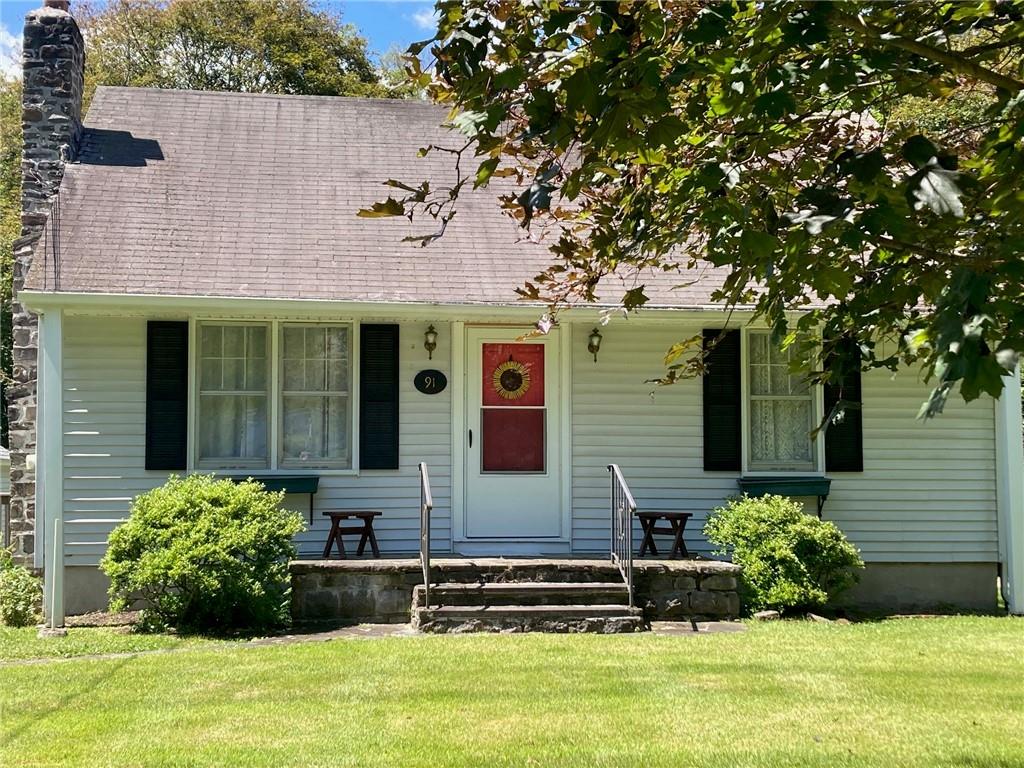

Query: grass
<box><xmin>1</xmin><ymin>616</ymin><xmax>1022</xmax><ymax>767</ymax></box>
<box><xmin>0</xmin><ymin>625</ymin><xmax>207</xmax><ymax>662</ymax></box>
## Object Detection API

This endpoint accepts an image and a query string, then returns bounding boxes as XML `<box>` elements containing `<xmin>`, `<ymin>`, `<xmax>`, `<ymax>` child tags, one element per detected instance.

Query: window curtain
<box><xmin>281</xmin><ymin>326</ymin><xmax>350</xmax><ymax>466</ymax></box>
<box><xmin>748</xmin><ymin>333</ymin><xmax>813</xmax><ymax>467</ymax></box>
<box><xmin>198</xmin><ymin>325</ymin><xmax>268</xmax><ymax>463</ymax></box>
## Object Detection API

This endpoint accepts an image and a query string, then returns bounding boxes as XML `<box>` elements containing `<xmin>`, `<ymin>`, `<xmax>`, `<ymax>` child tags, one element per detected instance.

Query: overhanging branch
<box><xmin>832</xmin><ymin>10</ymin><xmax>1024</xmax><ymax>94</ymax></box>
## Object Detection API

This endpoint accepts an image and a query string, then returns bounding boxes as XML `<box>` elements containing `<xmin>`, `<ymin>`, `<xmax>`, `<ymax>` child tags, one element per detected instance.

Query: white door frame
<box><xmin>451</xmin><ymin>322</ymin><xmax>573</xmax><ymax>548</ymax></box>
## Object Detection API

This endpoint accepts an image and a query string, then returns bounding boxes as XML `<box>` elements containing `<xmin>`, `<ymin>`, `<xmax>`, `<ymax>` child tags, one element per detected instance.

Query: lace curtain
<box><xmin>748</xmin><ymin>333</ymin><xmax>814</xmax><ymax>469</ymax></box>
<box><xmin>198</xmin><ymin>324</ymin><xmax>268</xmax><ymax>464</ymax></box>
<box><xmin>281</xmin><ymin>326</ymin><xmax>350</xmax><ymax>466</ymax></box>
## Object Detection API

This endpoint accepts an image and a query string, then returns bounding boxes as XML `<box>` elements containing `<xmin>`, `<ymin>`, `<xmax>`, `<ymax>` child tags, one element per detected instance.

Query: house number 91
<box><xmin>414</xmin><ymin>369</ymin><xmax>447</xmax><ymax>395</ymax></box>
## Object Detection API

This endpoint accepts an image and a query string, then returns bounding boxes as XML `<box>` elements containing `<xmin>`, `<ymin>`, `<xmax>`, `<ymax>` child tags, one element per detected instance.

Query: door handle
<box><xmin>468</xmin><ymin>429</ymin><xmax>473</xmax><ymax>448</ymax></box>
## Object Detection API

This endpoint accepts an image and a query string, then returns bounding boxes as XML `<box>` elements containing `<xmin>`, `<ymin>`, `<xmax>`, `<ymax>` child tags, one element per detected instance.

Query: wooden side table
<box><xmin>322</xmin><ymin>511</ymin><xmax>382</xmax><ymax>559</ymax></box>
<box><xmin>636</xmin><ymin>511</ymin><xmax>692</xmax><ymax>558</ymax></box>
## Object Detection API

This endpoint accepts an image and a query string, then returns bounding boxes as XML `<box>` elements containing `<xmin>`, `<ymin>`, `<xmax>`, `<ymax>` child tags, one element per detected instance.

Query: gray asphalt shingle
<box><xmin>25</xmin><ymin>87</ymin><xmax>730</xmax><ymax>308</ymax></box>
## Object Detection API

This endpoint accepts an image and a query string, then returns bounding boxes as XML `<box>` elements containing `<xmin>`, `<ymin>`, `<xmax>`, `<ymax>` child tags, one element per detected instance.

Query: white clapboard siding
<box><xmin>61</xmin><ymin>317</ymin><xmax>452</xmax><ymax>565</ymax></box>
<box><xmin>570</xmin><ymin>322</ymin><xmax>998</xmax><ymax>562</ymax></box>
<box><xmin>62</xmin><ymin>315</ymin><xmax>999</xmax><ymax>567</ymax></box>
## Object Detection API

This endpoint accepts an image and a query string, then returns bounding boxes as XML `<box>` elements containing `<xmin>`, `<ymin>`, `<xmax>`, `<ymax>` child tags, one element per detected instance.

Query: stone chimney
<box><xmin>6</xmin><ymin>0</ymin><xmax>84</xmax><ymax>563</ymax></box>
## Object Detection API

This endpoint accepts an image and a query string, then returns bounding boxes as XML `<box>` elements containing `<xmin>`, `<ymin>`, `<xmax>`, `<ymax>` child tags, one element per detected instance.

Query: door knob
<box><xmin>468</xmin><ymin>429</ymin><xmax>473</xmax><ymax>448</ymax></box>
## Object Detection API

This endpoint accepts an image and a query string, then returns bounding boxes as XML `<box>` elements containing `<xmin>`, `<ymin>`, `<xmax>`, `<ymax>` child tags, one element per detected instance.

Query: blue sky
<box><xmin>1</xmin><ymin>0</ymin><xmax>436</xmax><ymax>79</ymax></box>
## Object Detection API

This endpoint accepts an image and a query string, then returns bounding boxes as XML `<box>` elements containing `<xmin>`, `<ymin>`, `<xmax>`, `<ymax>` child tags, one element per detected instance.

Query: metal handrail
<box><xmin>608</xmin><ymin>463</ymin><xmax>637</xmax><ymax>608</ymax></box>
<box><xmin>419</xmin><ymin>462</ymin><xmax>434</xmax><ymax>608</ymax></box>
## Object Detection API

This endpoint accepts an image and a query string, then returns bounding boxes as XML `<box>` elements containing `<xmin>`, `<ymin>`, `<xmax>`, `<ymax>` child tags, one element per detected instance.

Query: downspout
<box><xmin>40</xmin><ymin>309</ymin><xmax>65</xmax><ymax>629</ymax></box>
<box><xmin>995</xmin><ymin>366</ymin><xmax>1024</xmax><ymax>615</ymax></box>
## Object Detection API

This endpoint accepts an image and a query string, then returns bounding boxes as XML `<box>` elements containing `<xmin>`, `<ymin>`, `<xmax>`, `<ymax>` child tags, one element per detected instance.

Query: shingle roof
<box><xmin>25</xmin><ymin>87</ymin><xmax>730</xmax><ymax>308</ymax></box>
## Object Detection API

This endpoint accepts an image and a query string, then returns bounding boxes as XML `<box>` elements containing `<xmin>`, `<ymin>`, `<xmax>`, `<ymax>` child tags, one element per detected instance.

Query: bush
<box><xmin>0</xmin><ymin>547</ymin><xmax>43</xmax><ymax>627</ymax></box>
<box><xmin>101</xmin><ymin>475</ymin><xmax>304</xmax><ymax>632</ymax></box>
<box><xmin>704</xmin><ymin>494</ymin><xmax>864</xmax><ymax>613</ymax></box>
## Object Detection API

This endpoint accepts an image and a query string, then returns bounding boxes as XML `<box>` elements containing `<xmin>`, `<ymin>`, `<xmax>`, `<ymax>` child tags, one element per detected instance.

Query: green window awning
<box><xmin>737</xmin><ymin>476</ymin><xmax>832</xmax><ymax>516</ymax></box>
<box><xmin>227</xmin><ymin>474</ymin><xmax>320</xmax><ymax>495</ymax></box>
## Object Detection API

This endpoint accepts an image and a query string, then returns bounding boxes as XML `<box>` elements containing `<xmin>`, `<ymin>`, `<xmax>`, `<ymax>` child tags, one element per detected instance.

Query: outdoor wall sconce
<box><xmin>587</xmin><ymin>327</ymin><xmax>603</xmax><ymax>363</ymax></box>
<box><xmin>424</xmin><ymin>325</ymin><xmax>438</xmax><ymax>359</ymax></box>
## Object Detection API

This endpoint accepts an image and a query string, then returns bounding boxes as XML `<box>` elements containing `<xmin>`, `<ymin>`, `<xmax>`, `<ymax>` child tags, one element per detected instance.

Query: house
<box><xmin>6</xmin><ymin>2</ymin><xmax>1024</xmax><ymax>623</ymax></box>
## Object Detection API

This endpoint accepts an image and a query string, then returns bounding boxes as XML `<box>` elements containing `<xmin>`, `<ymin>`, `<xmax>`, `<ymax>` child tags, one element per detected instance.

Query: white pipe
<box><xmin>49</xmin><ymin>517</ymin><xmax>64</xmax><ymax>628</ymax></box>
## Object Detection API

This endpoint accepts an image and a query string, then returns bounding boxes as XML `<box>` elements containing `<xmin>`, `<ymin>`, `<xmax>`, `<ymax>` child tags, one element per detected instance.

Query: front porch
<box><xmin>289</xmin><ymin>557</ymin><xmax>742</xmax><ymax>628</ymax></box>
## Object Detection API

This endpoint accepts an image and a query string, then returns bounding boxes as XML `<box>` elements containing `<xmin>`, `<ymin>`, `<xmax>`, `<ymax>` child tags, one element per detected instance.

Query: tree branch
<box><xmin>831</xmin><ymin>10</ymin><xmax>1024</xmax><ymax>94</ymax></box>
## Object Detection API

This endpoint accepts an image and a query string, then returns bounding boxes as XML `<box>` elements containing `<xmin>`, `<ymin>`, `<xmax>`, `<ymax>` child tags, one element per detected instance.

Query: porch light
<box><xmin>588</xmin><ymin>328</ymin><xmax>603</xmax><ymax>363</ymax></box>
<box><xmin>424</xmin><ymin>325</ymin><xmax>438</xmax><ymax>359</ymax></box>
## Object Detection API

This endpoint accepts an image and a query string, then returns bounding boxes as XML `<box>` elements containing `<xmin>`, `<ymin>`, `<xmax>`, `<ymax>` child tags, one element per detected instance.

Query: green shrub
<box><xmin>101</xmin><ymin>475</ymin><xmax>304</xmax><ymax>632</ymax></box>
<box><xmin>0</xmin><ymin>547</ymin><xmax>42</xmax><ymax>627</ymax></box>
<box><xmin>704</xmin><ymin>494</ymin><xmax>864</xmax><ymax>613</ymax></box>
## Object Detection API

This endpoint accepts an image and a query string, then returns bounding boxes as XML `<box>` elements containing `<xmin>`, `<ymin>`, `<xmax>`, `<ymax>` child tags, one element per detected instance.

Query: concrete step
<box><xmin>412</xmin><ymin>603</ymin><xmax>646</xmax><ymax>634</ymax></box>
<box><xmin>412</xmin><ymin>581</ymin><xmax>628</xmax><ymax>608</ymax></box>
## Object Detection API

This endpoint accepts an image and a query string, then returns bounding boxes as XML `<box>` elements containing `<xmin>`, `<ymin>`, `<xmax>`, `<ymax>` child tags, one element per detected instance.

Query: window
<box><xmin>746</xmin><ymin>331</ymin><xmax>817</xmax><ymax>472</ymax></box>
<box><xmin>280</xmin><ymin>325</ymin><xmax>351</xmax><ymax>469</ymax></box>
<box><xmin>195</xmin><ymin>321</ymin><xmax>354</xmax><ymax>471</ymax></box>
<box><xmin>198</xmin><ymin>324</ymin><xmax>269</xmax><ymax>468</ymax></box>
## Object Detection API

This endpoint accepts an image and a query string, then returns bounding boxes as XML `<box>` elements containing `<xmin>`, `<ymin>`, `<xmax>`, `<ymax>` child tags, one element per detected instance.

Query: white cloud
<box><xmin>409</xmin><ymin>5</ymin><xmax>438</xmax><ymax>32</ymax></box>
<box><xmin>0</xmin><ymin>23</ymin><xmax>21</xmax><ymax>80</ymax></box>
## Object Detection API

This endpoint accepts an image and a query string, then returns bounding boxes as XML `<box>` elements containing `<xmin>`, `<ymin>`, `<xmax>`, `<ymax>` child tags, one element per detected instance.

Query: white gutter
<box><xmin>17</xmin><ymin>289</ymin><xmax>756</xmax><ymax>319</ymax></box>
<box><xmin>996</xmin><ymin>366</ymin><xmax>1024</xmax><ymax>615</ymax></box>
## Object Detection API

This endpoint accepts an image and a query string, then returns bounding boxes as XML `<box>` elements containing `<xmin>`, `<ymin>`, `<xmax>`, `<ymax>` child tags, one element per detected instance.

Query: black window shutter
<box><xmin>360</xmin><ymin>324</ymin><xmax>400</xmax><ymax>470</ymax></box>
<box><xmin>145</xmin><ymin>321</ymin><xmax>189</xmax><ymax>471</ymax></box>
<box><xmin>702</xmin><ymin>329</ymin><xmax>742</xmax><ymax>472</ymax></box>
<box><xmin>824</xmin><ymin>339</ymin><xmax>864</xmax><ymax>472</ymax></box>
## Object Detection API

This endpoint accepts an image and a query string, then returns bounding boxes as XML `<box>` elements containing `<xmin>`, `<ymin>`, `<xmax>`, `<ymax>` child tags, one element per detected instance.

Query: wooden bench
<box><xmin>322</xmin><ymin>511</ymin><xmax>382</xmax><ymax>559</ymax></box>
<box><xmin>637</xmin><ymin>511</ymin><xmax>692</xmax><ymax>558</ymax></box>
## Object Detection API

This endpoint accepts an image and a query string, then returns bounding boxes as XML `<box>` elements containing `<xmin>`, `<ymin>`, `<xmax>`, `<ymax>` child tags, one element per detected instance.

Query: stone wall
<box><xmin>6</xmin><ymin>1</ymin><xmax>83</xmax><ymax>563</ymax></box>
<box><xmin>290</xmin><ymin>558</ymin><xmax>742</xmax><ymax>625</ymax></box>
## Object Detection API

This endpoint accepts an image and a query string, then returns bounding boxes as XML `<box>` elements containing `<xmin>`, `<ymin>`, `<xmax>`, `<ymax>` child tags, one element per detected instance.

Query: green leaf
<box><xmin>623</xmin><ymin>286</ymin><xmax>649</xmax><ymax>310</ymax></box>
<box><xmin>901</xmin><ymin>135</ymin><xmax>939</xmax><ymax>169</ymax></box>
<box><xmin>590</xmin><ymin>102</ymin><xmax>631</xmax><ymax>148</ymax></box>
<box><xmin>646</xmin><ymin>115</ymin><xmax>686</xmax><ymax>148</ymax></box>
<box><xmin>565</xmin><ymin>68</ymin><xmax>600</xmax><ymax>117</ymax></box>
<box><xmin>752</xmin><ymin>90</ymin><xmax>795</xmax><ymax>119</ymax></box>
<box><xmin>474</xmin><ymin>157</ymin><xmax>500</xmax><ymax>188</ymax></box>
<box><xmin>357</xmin><ymin>197</ymin><xmax>405</xmax><ymax>218</ymax></box>
<box><xmin>451</xmin><ymin>110</ymin><xmax>490</xmax><ymax>137</ymax></box>
<box><xmin>740</xmin><ymin>230</ymin><xmax>778</xmax><ymax>259</ymax></box>
<box><xmin>840</xmin><ymin>148</ymin><xmax>885</xmax><ymax>184</ymax></box>
<box><xmin>906</xmin><ymin>163</ymin><xmax>966</xmax><ymax>218</ymax></box>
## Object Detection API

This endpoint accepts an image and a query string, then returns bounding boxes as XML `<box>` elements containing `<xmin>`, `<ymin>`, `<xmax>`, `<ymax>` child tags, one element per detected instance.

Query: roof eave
<box><xmin>18</xmin><ymin>289</ymin><xmax>748</xmax><ymax>318</ymax></box>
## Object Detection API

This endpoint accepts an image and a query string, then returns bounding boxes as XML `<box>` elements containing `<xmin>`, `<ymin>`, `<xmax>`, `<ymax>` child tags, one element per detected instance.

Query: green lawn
<box><xmin>0</xmin><ymin>626</ymin><xmax>210</xmax><ymax>662</ymax></box>
<box><xmin>1</xmin><ymin>617</ymin><xmax>1022</xmax><ymax>767</ymax></box>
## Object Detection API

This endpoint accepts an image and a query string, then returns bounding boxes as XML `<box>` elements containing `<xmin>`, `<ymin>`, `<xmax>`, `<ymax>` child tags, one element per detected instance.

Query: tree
<box><xmin>78</xmin><ymin>0</ymin><xmax>400</xmax><ymax>102</ymax></box>
<box><xmin>0</xmin><ymin>76</ymin><xmax>21</xmax><ymax>444</ymax></box>
<box><xmin>372</xmin><ymin>1</ymin><xmax>1024</xmax><ymax>416</ymax></box>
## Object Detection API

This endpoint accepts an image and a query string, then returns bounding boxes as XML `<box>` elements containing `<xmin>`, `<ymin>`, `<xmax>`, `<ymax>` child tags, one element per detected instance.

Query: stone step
<box><xmin>412</xmin><ymin>581</ymin><xmax>628</xmax><ymax>608</ymax></box>
<box><xmin>412</xmin><ymin>603</ymin><xmax>646</xmax><ymax>634</ymax></box>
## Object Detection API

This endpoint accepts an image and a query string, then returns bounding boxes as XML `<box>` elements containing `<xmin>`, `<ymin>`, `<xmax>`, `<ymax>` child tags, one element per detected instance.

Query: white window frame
<box><xmin>189</xmin><ymin>317</ymin><xmax>361</xmax><ymax>475</ymax></box>
<box><xmin>278</xmin><ymin>322</ymin><xmax>354</xmax><ymax>471</ymax></box>
<box><xmin>194</xmin><ymin>321</ymin><xmax>272</xmax><ymax>471</ymax></box>
<box><xmin>740</xmin><ymin>328</ymin><xmax>825</xmax><ymax>476</ymax></box>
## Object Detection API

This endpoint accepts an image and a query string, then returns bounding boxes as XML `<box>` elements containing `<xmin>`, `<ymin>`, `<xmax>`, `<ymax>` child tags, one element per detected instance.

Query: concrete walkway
<box><xmin>2</xmin><ymin>620</ymin><xmax>744</xmax><ymax>668</ymax></box>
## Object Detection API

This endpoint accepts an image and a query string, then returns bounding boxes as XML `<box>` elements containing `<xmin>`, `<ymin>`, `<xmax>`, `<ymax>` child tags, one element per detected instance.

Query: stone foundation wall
<box><xmin>290</xmin><ymin>558</ymin><xmax>742</xmax><ymax>625</ymax></box>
